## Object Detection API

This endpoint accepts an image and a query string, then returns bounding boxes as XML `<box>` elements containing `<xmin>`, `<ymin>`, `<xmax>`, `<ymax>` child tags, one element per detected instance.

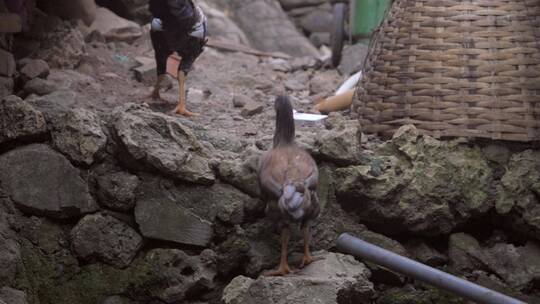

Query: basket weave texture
<box><xmin>355</xmin><ymin>0</ymin><xmax>540</xmax><ymax>141</ymax></box>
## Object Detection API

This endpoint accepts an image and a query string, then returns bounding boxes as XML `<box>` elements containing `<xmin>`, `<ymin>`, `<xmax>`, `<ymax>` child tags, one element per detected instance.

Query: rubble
<box><xmin>240</xmin><ymin>101</ymin><xmax>264</xmax><ymax>118</ymax></box>
<box><xmin>88</xmin><ymin>7</ymin><xmax>143</xmax><ymax>43</ymax></box>
<box><xmin>0</xmin><ymin>95</ymin><xmax>47</xmax><ymax>144</ymax></box>
<box><xmin>50</xmin><ymin>107</ymin><xmax>108</xmax><ymax>165</ymax></box>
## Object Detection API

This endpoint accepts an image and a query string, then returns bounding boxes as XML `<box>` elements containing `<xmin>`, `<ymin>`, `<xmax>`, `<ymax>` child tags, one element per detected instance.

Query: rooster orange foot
<box><xmin>171</xmin><ymin>106</ymin><xmax>198</xmax><ymax>117</ymax></box>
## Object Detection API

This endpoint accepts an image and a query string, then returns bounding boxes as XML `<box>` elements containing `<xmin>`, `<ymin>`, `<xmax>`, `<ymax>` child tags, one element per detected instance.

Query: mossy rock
<box><xmin>496</xmin><ymin>150</ymin><xmax>540</xmax><ymax>241</ymax></box>
<box><xmin>335</xmin><ymin>125</ymin><xmax>494</xmax><ymax>236</ymax></box>
<box><xmin>14</xmin><ymin>240</ymin><xmax>152</xmax><ymax>304</ymax></box>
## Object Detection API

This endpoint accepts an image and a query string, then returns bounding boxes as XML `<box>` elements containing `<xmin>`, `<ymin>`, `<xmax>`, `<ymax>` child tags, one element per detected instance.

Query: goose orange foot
<box><xmin>172</xmin><ymin>105</ymin><xmax>198</xmax><ymax>117</ymax></box>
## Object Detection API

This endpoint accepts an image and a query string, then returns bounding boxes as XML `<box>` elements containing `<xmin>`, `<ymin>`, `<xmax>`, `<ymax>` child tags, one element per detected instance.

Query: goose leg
<box><xmin>264</xmin><ymin>226</ymin><xmax>291</xmax><ymax>276</ymax></box>
<box><xmin>299</xmin><ymin>225</ymin><xmax>323</xmax><ymax>268</ymax></box>
<box><xmin>172</xmin><ymin>70</ymin><xmax>198</xmax><ymax>116</ymax></box>
<box><xmin>151</xmin><ymin>74</ymin><xmax>168</xmax><ymax>102</ymax></box>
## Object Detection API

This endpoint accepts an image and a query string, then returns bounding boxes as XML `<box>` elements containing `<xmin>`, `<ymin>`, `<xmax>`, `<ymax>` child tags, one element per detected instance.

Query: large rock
<box><xmin>284</xmin><ymin>72</ymin><xmax>308</xmax><ymax>91</ymax></box>
<box><xmin>133</xmin><ymin>63</ymin><xmax>157</xmax><ymax>86</ymax></box>
<box><xmin>88</xmin><ymin>7</ymin><xmax>143</xmax><ymax>42</ymax></box>
<box><xmin>222</xmin><ymin>252</ymin><xmax>374</xmax><ymax>304</ymax></box>
<box><xmin>35</xmin><ymin>25</ymin><xmax>86</xmax><ymax>69</ymax></box>
<box><xmin>338</xmin><ymin>43</ymin><xmax>369</xmax><ymax>76</ymax></box>
<box><xmin>241</xmin><ymin>101</ymin><xmax>264</xmax><ymax>118</ymax></box>
<box><xmin>311</xmin><ymin>168</ymin><xmax>407</xmax><ymax>285</ymax></box>
<box><xmin>13</xmin><ymin>217</ymin><xmax>84</xmax><ymax>298</ymax></box>
<box><xmin>228</xmin><ymin>0</ymin><xmax>319</xmax><ymax>57</ymax></box>
<box><xmin>482</xmin><ymin>242</ymin><xmax>540</xmax><ymax>290</ymax></box>
<box><xmin>96</xmin><ymin>171</ymin><xmax>140</xmax><ymax>212</ymax></box>
<box><xmin>309</xmin><ymin>32</ymin><xmax>330</xmax><ymax>47</ymax></box>
<box><xmin>46</xmin><ymin>69</ymin><xmax>101</xmax><ymax>93</ymax></box>
<box><xmin>0</xmin><ymin>144</ymin><xmax>99</xmax><ymax>218</ymax></box>
<box><xmin>217</xmin><ymin>148</ymin><xmax>262</xmax><ymax>197</ymax></box>
<box><xmin>482</xmin><ymin>144</ymin><xmax>512</xmax><ymax>166</ymax></box>
<box><xmin>298</xmin><ymin>5</ymin><xmax>332</xmax><ymax>33</ymax></box>
<box><xmin>38</xmin><ymin>0</ymin><xmax>97</xmax><ymax>26</ymax></box>
<box><xmin>23</xmin><ymin>78</ymin><xmax>59</xmax><ymax>96</ymax></box>
<box><xmin>496</xmin><ymin>149</ymin><xmax>540</xmax><ymax>241</ymax></box>
<box><xmin>137</xmin><ymin>175</ymin><xmax>255</xmax><ymax>226</ymax></box>
<box><xmin>173</xmin><ymin>183</ymin><xmax>251</xmax><ymax>225</ymax></box>
<box><xmin>335</xmin><ymin>125</ymin><xmax>494</xmax><ymax>236</ymax></box>
<box><xmin>315</xmin><ymin>120</ymin><xmax>363</xmax><ymax>166</ymax></box>
<box><xmin>405</xmin><ymin>240</ymin><xmax>447</xmax><ymax>267</ymax></box>
<box><xmin>191</xmin><ymin>126</ymin><xmax>246</xmax><ymax>155</ymax></box>
<box><xmin>143</xmin><ymin>248</ymin><xmax>217</xmax><ymax>303</ymax></box>
<box><xmin>448</xmin><ymin>233</ymin><xmax>486</xmax><ymax>273</ymax></box>
<box><xmin>238</xmin><ymin>221</ymin><xmax>284</xmax><ymax>277</ymax></box>
<box><xmin>25</xmin><ymin>90</ymin><xmax>79</xmax><ymax>122</ymax></box>
<box><xmin>198</xmin><ymin>1</ymin><xmax>251</xmax><ymax>45</ymax></box>
<box><xmin>0</xmin><ymin>287</ymin><xmax>28</xmax><ymax>304</ymax></box>
<box><xmin>215</xmin><ymin>233</ymin><xmax>252</xmax><ymax>277</ymax></box>
<box><xmin>0</xmin><ymin>95</ymin><xmax>47</xmax><ymax>144</ymax></box>
<box><xmin>94</xmin><ymin>0</ymin><xmax>151</xmax><ymax>24</ymax></box>
<box><xmin>112</xmin><ymin>105</ymin><xmax>215</xmax><ymax>185</ymax></box>
<box><xmin>309</xmin><ymin>69</ymin><xmax>342</xmax><ymax>95</ymax></box>
<box><xmin>448</xmin><ymin>233</ymin><xmax>540</xmax><ymax>290</ymax></box>
<box><xmin>19</xmin><ymin>59</ymin><xmax>50</xmax><ymax>82</ymax></box>
<box><xmin>222</xmin><ymin>276</ymin><xmax>254</xmax><ymax>304</ymax></box>
<box><xmin>135</xmin><ymin>183</ymin><xmax>213</xmax><ymax>247</ymax></box>
<box><xmin>71</xmin><ymin>213</ymin><xmax>143</xmax><ymax>268</ymax></box>
<box><xmin>312</xmin><ymin>165</ymin><xmax>408</xmax><ymax>255</ymax></box>
<box><xmin>15</xmin><ymin>217</ymin><xmax>68</xmax><ymax>256</ymax></box>
<box><xmin>50</xmin><ymin>108</ymin><xmax>108</xmax><ymax>165</ymax></box>
<box><xmin>14</xmin><ymin>237</ymin><xmax>149</xmax><ymax>304</ymax></box>
<box><xmin>473</xmin><ymin>271</ymin><xmax>540</xmax><ymax>304</ymax></box>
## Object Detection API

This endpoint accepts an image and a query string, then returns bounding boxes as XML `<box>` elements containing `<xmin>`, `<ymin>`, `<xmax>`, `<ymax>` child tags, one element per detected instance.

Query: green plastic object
<box><xmin>351</xmin><ymin>0</ymin><xmax>392</xmax><ymax>37</ymax></box>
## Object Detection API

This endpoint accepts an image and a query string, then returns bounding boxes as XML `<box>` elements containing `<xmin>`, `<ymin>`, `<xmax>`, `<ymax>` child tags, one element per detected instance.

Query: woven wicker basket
<box><xmin>355</xmin><ymin>0</ymin><xmax>540</xmax><ymax>142</ymax></box>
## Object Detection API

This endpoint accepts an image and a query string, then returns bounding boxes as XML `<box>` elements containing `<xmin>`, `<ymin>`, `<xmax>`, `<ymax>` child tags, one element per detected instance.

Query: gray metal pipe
<box><xmin>337</xmin><ymin>233</ymin><xmax>527</xmax><ymax>304</ymax></box>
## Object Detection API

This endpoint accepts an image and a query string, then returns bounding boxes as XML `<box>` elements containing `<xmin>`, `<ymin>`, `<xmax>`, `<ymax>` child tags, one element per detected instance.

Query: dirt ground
<box><xmin>49</xmin><ymin>27</ymin><xmax>348</xmax><ymax>155</ymax></box>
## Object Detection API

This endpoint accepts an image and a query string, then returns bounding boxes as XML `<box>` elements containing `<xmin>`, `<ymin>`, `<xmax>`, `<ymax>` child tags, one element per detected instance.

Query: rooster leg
<box><xmin>299</xmin><ymin>225</ymin><xmax>323</xmax><ymax>268</ymax></box>
<box><xmin>172</xmin><ymin>70</ymin><xmax>198</xmax><ymax>116</ymax></box>
<box><xmin>150</xmin><ymin>74</ymin><xmax>168</xmax><ymax>102</ymax></box>
<box><xmin>264</xmin><ymin>225</ymin><xmax>291</xmax><ymax>276</ymax></box>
